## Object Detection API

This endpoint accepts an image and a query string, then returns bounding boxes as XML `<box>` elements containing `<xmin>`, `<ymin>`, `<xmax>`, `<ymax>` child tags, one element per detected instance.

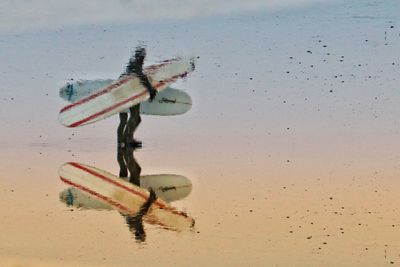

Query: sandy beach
<box><xmin>1</xmin><ymin>0</ymin><xmax>400</xmax><ymax>266</ymax></box>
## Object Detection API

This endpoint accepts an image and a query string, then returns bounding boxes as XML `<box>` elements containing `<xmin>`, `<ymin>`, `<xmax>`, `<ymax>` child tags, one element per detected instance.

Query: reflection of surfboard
<box><xmin>59</xmin><ymin>162</ymin><xmax>194</xmax><ymax>231</ymax></box>
<box><xmin>60</xmin><ymin>187</ymin><xmax>112</xmax><ymax>210</ymax></box>
<box><xmin>60</xmin><ymin>174</ymin><xmax>192</xmax><ymax>209</ymax></box>
<box><xmin>60</xmin><ymin>81</ymin><xmax>192</xmax><ymax>116</ymax></box>
<box><xmin>140</xmin><ymin>174</ymin><xmax>192</xmax><ymax>202</ymax></box>
<box><xmin>59</xmin><ymin>57</ymin><xmax>195</xmax><ymax>127</ymax></box>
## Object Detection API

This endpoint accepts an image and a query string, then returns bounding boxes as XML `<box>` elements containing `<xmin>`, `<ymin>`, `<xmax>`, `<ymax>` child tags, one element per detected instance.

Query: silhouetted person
<box><xmin>118</xmin><ymin>46</ymin><xmax>158</xmax><ymax>148</ymax></box>
<box><xmin>117</xmin><ymin>146</ymin><xmax>157</xmax><ymax>242</ymax></box>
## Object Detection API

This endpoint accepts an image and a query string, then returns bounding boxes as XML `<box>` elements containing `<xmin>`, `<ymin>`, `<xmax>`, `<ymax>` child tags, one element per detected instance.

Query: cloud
<box><xmin>0</xmin><ymin>0</ymin><xmax>332</xmax><ymax>34</ymax></box>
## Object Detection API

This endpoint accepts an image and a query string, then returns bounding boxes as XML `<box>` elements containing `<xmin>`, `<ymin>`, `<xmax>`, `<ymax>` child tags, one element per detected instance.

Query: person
<box><xmin>118</xmin><ymin>46</ymin><xmax>158</xmax><ymax>148</ymax></box>
<box><xmin>117</xmin><ymin>145</ymin><xmax>157</xmax><ymax>242</ymax></box>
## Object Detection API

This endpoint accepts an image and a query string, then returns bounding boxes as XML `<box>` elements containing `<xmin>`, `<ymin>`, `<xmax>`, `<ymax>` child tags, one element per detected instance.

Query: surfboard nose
<box><xmin>59</xmin><ymin>188</ymin><xmax>75</xmax><ymax>206</ymax></box>
<box><xmin>59</xmin><ymin>83</ymin><xmax>74</xmax><ymax>101</ymax></box>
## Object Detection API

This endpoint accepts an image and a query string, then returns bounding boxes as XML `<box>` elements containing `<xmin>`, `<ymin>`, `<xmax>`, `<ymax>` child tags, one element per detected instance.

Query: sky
<box><xmin>0</xmin><ymin>0</ymin><xmax>335</xmax><ymax>34</ymax></box>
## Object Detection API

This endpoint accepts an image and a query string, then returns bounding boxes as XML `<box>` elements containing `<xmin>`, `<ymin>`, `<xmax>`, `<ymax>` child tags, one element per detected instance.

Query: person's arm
<box><xmin>125</xmin><ymin>47</ymin><xmax>158</xmax><ymax>101</ymax></box>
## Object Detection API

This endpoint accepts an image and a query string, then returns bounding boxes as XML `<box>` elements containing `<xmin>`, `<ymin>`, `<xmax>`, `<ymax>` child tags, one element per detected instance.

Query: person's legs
<box><xmin>124</xmin><ymin>147</ymin><xmax>141</xmax><ymax>186</ymax></box>
<box><xmin>117</xmin><ymin>147</ymin><xmax>128</xmax><ymax>178</ymax></box>
<box><xmin>118</xmin><ymin>112</ymin><xmax>128</xmax><ymax>146</ymax></box>
<box><xmin>125</xmin><ymin>105</ymin><xmax>141</xmax><ymax>146</ymax></box>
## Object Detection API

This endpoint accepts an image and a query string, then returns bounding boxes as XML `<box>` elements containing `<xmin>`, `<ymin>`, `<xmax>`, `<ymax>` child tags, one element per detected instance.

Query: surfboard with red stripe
<box><xmin>60</xmin><ymin>174</ymin><xmax>192</xmax><ymax>209</ymax></box>
<box><xmin>58</xmin><ymin>57</ymin><xmax>195</xmax><ymax>127</ymax></box>
<box><xmin>59</xmin><ymin>162</ymin><xmax>195</xmax><ymax>231</ymax></box>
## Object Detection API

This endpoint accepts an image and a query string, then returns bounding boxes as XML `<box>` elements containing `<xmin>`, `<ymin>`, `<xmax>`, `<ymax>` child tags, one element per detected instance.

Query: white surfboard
<box><xmin>59</xmin><ymin>79</ymin><xmax>114</xmax><ymax>103</ymax></box>
<box><xmin>140</xmin><ymin>174</ymin><xmax>192</xmax><ymax>202</ymax></box>
<box><xmin>60</xmin><ymin>187</ymin><xmax>113</xmax><ymax>211</ymax></box>
<box><xmin>59</xmin><ymin>162</ymin><xmax>194</xmax><ymax>231</ymax></box>
<box><xmin>59</xmin><ymin>80</ymin><xmax>192</xmax><ymax>116</ymax></box>
<box><xmin>60</xmin><ymin>174</ymin><xmax>192</xmax><ymax>210</ymax></box>
<box><xmin>59</xmin><ymin>57</ymin><xmax>195</xmax><ymax>127</ymax></box>
<box><xmin>138</xmin><ymin>88</ymin><xmax>192</xmax><ymax>116</ymax></box>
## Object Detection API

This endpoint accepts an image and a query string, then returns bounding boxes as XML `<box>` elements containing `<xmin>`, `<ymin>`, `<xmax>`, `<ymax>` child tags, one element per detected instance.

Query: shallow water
<box><xmin>1</xmin><ymin>0</ymin><xmax>400</xmax><ymax>266</ymax></box>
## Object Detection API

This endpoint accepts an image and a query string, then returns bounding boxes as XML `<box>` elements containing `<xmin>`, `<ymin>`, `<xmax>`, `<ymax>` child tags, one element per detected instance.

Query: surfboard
<box><xmin>60</xmin><ymin>187</ymin><xmax>113</xmax><ymax>211</ymax></box>
<box><xmin>59</xmin><ymin>79</ymin><xmax>113</xmax><ymax>103</ymax></box>
<box><xmin>60</xmin><ymin>174</ymin><xmax>192</xmax><ymax>210</ymax></box>
<box><xmin>59</xmin><ymin>80</ymin><xmax>192</xmax><ymax>116</ymax></box>
<box><xmin>59</xmin><ymin>57</ymin><xmax>195</xmax><ymax>127</ymax></box>
<box><xmin>140</xmin><ymin>88</ymin><xmax>192</xmax><ymax>116</ymax></box>
<box><xmin>140</xmin><ymin>174</ymin><xmax>192</xmax><ymax>202</ymax></box>
<box><xmin>59</xmin><ymin>162</ymin><xmax>195</xmax><ymax>231</ymax></box>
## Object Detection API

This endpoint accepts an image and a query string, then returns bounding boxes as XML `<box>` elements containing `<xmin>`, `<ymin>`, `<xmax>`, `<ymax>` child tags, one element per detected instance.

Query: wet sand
<box><xmin>1</xmin><ymin>0</ymin><xmax>400</xmax><ymax>266</ymax></box>
<box><xmin>2</xmin><ymin>133</ymin><xmax>400</xmax><ymax>266</ymax></box>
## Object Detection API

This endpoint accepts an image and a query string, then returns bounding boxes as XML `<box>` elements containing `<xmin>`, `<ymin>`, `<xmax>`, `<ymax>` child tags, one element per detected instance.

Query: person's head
<box><xmin>134</xmin><ymin>46</ymin><xmax>146</xmax><ymax>64</ymax></box>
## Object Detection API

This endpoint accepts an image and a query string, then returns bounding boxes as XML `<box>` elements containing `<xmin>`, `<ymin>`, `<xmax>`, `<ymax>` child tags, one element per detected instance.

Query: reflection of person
<box><xmin>118</xmin><ymin>46</ymin><xmax>158</xmax><ymax>148</ymax></box>
<box><xmin>117</xmin><ymin>146</ymin><xmax>157</xmax><ymax>242</ymax></box>
<box><xmin>125</xmin><ymin>188</ymin><xmax>157</xmax><ymax>242</ymax></box>
<box><xmin>117</xmin><ymin>146</ymin><xmax>141</xmax><ymax>185</ymax></box>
